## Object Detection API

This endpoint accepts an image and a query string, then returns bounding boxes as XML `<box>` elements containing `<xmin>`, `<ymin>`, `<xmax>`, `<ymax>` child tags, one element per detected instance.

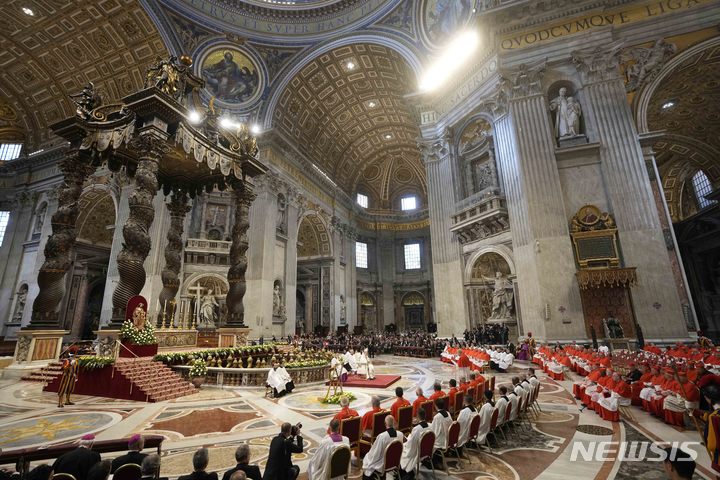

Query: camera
<box><xmin>291</xmin><ymin>422</ymin><xmax>302</xmax><ymax>435</ymax></box>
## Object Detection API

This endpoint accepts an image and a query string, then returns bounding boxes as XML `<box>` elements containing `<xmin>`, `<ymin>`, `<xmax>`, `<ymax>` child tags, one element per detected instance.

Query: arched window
<box><xmin>692</xmin><ymin>170</ymin><xmax>716</xmax><ymax>210</ymax></box>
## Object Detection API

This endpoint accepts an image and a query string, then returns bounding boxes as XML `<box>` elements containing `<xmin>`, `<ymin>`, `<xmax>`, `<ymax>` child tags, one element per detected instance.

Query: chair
<box><xmin>438</xmin><ymin>421</ymin><xmax>461</xmax><ymax>471</ymax></box>
<box><xmin>371</xmin><ymin>440</ymin><xmax>403</xmax><ymax>480</ymax></box>
<box><xmin>489</xmin><ymin>376</ymin><xmax>496</xmax><ymax>394</ymax></box>
<box><xmin>486</xmin><ymin>408</ymin><xmax>500</xmax><ymax>452</ymax></box>
<box><xmin>452</xmin><ymin>392</ymin><xmax>464</xmax><ymax>419</ymax></box>
<box><xmin>417</xmin><ymin>429</ymin><xmax>437</xmax><ymax>479</ymax></box>
<box><xmin>476</xmin><ymin>381</ymin><xmax>485</xmax><ymax>403</ymax></box>
<box><xmin>52</xmin><ymin>475</ymin><xmax>76</xmax><ymax>480</ymax></box>
<box><xmin>341</xmin><ymin>416</ymin><xmax>362</xmax><ymax>459</ymax></box>
<box><xmin>328</xmin><ymin>444</ymin><xmax>351</xmax><ymax>479</ymax></box>
<box><xmin>114</xmin><ymin>464</ymin><xmax>142</xmax><ymax>480</ymax></box>
<box><xmin>422</xmin><ymin>400</ymin><xmax>434</xmax><ymax>420</ymax></box>
<box><xmin>397</xmin><ymin>405</ymin><xmax>413</xmax><ymax>434</ymax></box>
<box><xmin>500</xmin><ymin>402</ymin><xmax>513</xmax><ymax>441</ymax></box>
<box><xmin>360</xmin><ymin>411</ymin><xmax>389</xmax><ymax>455</ymax></box>
<box><xmin>467</xmin><ymin>387</ymin><xmax>476</xmax><ymax>407</ymax></box>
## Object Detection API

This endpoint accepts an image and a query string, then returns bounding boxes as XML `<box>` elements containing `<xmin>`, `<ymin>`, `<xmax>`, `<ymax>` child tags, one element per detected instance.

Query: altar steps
<box><xmin>34</xmin><ymin>357</ymin><xmax>196</xmax><ymax>402</ymax></box>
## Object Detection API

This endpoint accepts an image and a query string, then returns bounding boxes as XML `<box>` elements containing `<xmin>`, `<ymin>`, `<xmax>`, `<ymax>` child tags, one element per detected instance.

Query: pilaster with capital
<box><xmin>491</xmin><ymin>61</ymin><xmax>584</xmax><ymax>341</ymax></box>
<box><xmin>109</xmin><ymin>133</ymin><xmax>167</xmax><ymax>327</ymax></box>
<box><xmin>28</xmin><ymin>151</ymin><xmax>95</xmax><ymax>329</ymax></box>
<box><xmin>419</xmin><ymin>130</ymin><xmax>467</xmax><ymax>336</ymax></box>
<box><xmin>572</xmin><ymin>43</ymin><xmax>687</xmax><ymax>338</ymax></box>
<box><xmin>225</xmin><ymin>181</ymin><xmax>256</xmax><ymax>327</ymax></box>
<box><xmin>158</xmin><ymin>190</ymin><xmax>190</xmax><ymax>326</ymax></box>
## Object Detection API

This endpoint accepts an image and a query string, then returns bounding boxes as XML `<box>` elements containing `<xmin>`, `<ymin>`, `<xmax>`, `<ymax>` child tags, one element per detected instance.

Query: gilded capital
<box><xmin>129</xmin><ymin>132</ymin><xmax>169</xmax><ymax>160</ymax></box>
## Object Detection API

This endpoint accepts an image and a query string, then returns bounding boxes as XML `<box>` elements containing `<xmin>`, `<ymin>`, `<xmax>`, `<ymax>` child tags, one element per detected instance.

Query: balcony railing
<box><xmin>185</xmin><ymin>238</ymin><xmax>231</xmax><ymax>252</ymax></box>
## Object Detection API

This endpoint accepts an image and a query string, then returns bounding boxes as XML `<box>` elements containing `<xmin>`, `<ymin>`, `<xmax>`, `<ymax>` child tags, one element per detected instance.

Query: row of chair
<box><xmin>52</xmin><ymin>463</ymin><xmax>143</xmax><ymax>480</ymax></box>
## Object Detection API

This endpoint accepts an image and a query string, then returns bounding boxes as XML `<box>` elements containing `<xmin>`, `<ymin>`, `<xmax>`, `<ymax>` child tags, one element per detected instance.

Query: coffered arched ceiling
<box><xmin>0</xmin><ymin>0</ymin><xmax>167</xmax><ymax>150</ymax></box>
<box><xmin>273</xmin><ymin>43</ymin><xmax>425</xmax><ymax>209</ymax></box>
<box><xmin>647</xmin><ymin>42</ymin><xmax>720</xmax><ymax>172</ymax></box>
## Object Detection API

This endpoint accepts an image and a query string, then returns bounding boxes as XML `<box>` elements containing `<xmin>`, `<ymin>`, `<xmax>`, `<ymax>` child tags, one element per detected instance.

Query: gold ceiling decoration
<box><xmin>273</xmin><ymin>43</ymin><xmax>425</xmax><ymax>208</ymax></box>
<box><xmin>576</xmin><ymin>268</ymin><xmax>638</xmax><ymax>290</ymax></box>
<box><xmin>0</xmin><ymin>0</ymin><xmax>167</xmax><ymax>149</ymax></box>
<box><xmin>646</xmin><ymin>44</ymin><xmax>720</xmax><ymax>164</ymax></box>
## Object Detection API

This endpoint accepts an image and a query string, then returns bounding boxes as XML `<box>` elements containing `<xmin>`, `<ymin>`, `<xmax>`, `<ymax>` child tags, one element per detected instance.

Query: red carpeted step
<box><xmin>328</xmin><ymin>374</ymin><xmax>401</xmax><ymax>389</ymax></box>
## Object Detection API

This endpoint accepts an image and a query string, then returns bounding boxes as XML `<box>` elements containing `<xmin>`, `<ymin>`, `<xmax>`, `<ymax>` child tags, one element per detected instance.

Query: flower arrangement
<box><xmin>120</xmin><ymin>320</ymin><xmax>157</xmax><ymax>345</ymax></box>
<box><xmin>321</xmin><ymin>392</ymin><xmax>357</xmax><ymax>405</ymax></box>
<box><xmin>77</xmin><ymin>356</ymin><xmax>115</xmax><ymax>370</ymax></box>
<box><xmin>189</xmin><ymin>358</ymin><xmax>208</xmax><ymax>378</ymax></box>
<box><xmin>285</xmin><ymin>359</ymin><xmax>330</xmax><ymax>369</ymax></box>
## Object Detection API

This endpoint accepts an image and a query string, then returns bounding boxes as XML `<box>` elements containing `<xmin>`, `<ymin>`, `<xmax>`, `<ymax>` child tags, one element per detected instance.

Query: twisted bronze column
<box><xmin>225</xmin><ymin>181</ymin><xmax>255</xmax><ymax>327</ymax></box>
<box><xmin>110</xmin><ymin>133</ymin><xmax>167</xmax><ymax>327</ymax></box>
<box><xmin>29</xmin><ymin>151</ymin><xmax>95</xmax><ymax>329</ymax></box>
<box><xmin>158</xmin><ymin>190</ymin><xmax>190</xmax><ymax>326</ymax></box>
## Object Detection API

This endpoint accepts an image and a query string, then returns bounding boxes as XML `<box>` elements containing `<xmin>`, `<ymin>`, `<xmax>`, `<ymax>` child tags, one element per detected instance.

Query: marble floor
<box><xmin>0</xmin><ymin>355</ymin><xmax>714</xmax><ymax>479</ymax></box>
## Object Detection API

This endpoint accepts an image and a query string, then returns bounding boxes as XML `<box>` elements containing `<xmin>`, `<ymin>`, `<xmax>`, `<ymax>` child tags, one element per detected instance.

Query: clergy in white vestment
<box><xmin>308</xmin><ymin>418</ymin><xmax>350</xmax><ymax>480</ymax></box>
<box><xmin>457</xmin><ymin>394</ymin><xmax>479</xmax><ymax>447</ymax></box>
<box><xmin>363</xmin><ymin>348</ymin><xmax>375</xmax><ymax>379</ymax></box>
<box><xmin>639</xmin><ymin>366</ymin><xmax>662</xmax><ymax>401</ymax></box>
<box><xmin>476</xmin><ymin>390</ymin><xmax>496</xmax><ymax>445</ymax></box>
<box><xmin>267</xmin><ymin>362</ymin><xmax>289</xmax><ymax>397</ymax></box>
<box><xmin>507</xmin><ymin>389</ymin><xmax>520</xmax><ymax>421</ymax></box>
<box><xmin>431</xmin><ymin>397</ymin><xmax>453</xmax><ymax>450</ymax></box>
<box><xmin>344</xmin><ymin>349</ymin><xmax>358</xmax><ymax>373</ymax></box>
<box><xmin>331</xmin><ymin>355</ymin><xmax>348</xmax><ymax>382</ymax></box>
<box><xmin>513</xmin><ymin>377</ymin><xmax>528</xmax><ymax>406</ymax></box>
<box><xmin>500</xmin><ymin>351</ymin><xmax>514</xmax><ymax>371</ymax></box>
<box><xmin>362</xmin><ymin>415</ymin><xmax>404</xmax><ymax>480</ymax></box>
<box><xmin>527</xmin><ymin>368</ymin><xmax>540</xmax><ymax>388</ymax></box>
<box><xmin>399</xmin><ymin>406</ymin><xmax>431</xmax><ymax>476</ymax></box>
<box><xmin>495</xmin><ymin>386</ymin><xmax>510</xmax><ymax>424</ymax></box>
<box><xmin>277</xmin><ymin>363</ymin><xmax>294</xmax><ymax>395</ymax></box>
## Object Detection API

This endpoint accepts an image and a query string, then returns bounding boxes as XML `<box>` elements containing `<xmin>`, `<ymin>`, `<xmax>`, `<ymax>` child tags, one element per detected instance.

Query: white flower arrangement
<box><xmin>120</xmin><ymin>320</ymin><xmax>157</xmax><ymax>345</ymax></box>
<box><xmin>189</xmin><ymin>358</ymin><xmax>208</xmax><ymax>377</ymax></box>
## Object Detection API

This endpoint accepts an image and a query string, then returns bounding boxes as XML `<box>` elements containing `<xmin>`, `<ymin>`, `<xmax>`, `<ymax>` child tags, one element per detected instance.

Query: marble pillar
<box><xmin>99</xmin><ymin>182</ymin><xmax>131</xmax><ymax>326</ymax></box>
<box><xmin>572</xmin><ymin>46</ymin><xmax>688</xmax><ymax>339</ymax></box>
<box><xmin>419</xmin><ymin>135</ymin><xmax>467</xmax><ymax>337</ymax></box>
<box><xmin>158</xmin><ymin>191</ymin><xmax>190</xmax><ymax>325</ymax></box>
<box><xmin>109</xmin><ymin>134</ymin><xmax>166</xmax><ymax>327</ymax></box>
<box><xmin>225</xmin><ymin>180</ymin><xmax>255</xmax><ymax>327</ymax></box>
<box><xmin>284</xmin><ymin>194</ymin><xmax>300</xmax><ymax>334</ymax></box>
<box><xmin>244</xmin><ymin>183</ymin><xmax>275</xmax><ymax>334</ymax></box>
<box><xmin>491</xmin><ymin>62</ymin><xmax>584</xmax><ymax>341</ymax></box>
<box><xmin>29</xmin><ymin>151</ymin><xmax>95</xmax><ymax>329</ymax></box>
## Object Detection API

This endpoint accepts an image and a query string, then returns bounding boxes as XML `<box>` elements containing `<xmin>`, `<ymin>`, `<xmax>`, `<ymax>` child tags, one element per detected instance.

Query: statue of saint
<box><xmin>132</xmin><ymin>303</ymin><xmax>147</xmax><ymax>330</ymax></box>
<box><xmin>339</xmin><ymin>295</ymin><xmax>346</xmax><ymax>325</ymax></box>
<box><xmin>605</xmin><ymin>315</ymin><xmax>624</xmax><ymax>339</ymax></box>
<box><xmin>199</xmin><ymin>289</ymin><xmax>218</xmax><ymax>328</ymax></box>
<box><xmin>490</xmin><ymin>272</ymin><xmax>514</xmax><ymax>319</ymax></box>
<box><xmin>549</xmin><ymin>87</ymin><xmax>582</xmax><ymax>139</ymax></box>
<box><xmin>12</xmin><ymin>287</ymin><xmax>27</xmax><ymax>323</ymax></box>
<box><xmin>273</xmin><ymin>283</ymin><xmax>282</xmax><ymax>316</ymax></box>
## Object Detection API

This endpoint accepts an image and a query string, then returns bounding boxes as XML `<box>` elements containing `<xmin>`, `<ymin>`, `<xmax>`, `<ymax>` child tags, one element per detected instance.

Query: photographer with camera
<box><xmin>263</xmin><ymin>422</ymin><xmax>303</xmax><ymax>480</ymax></box>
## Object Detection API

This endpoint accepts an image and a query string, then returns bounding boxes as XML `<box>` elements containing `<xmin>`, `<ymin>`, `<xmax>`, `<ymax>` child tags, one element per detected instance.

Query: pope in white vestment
<box><xmin>267</xmin><ymin>365</ymin><xmax>288</xmax><ymax>397</ymax></box>
<box><xmin>344</xmin><ymin>350</ymin><xmax>358</xmax><ymax>373</ymax></box>
<box><xmin>308</xmin><ymin>432</ymin><xmax>349</xmax><ymax>479</ymax></box>
<box><xmin>362</xmin><ymin>417</ymin><xmax>404</xmax><ymax>478</ymax></box>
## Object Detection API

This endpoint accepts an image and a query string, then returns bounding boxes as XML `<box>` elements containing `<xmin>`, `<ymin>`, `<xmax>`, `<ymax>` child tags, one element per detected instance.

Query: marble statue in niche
<box><xmin>273</xmin><ymin>280</ymin><xmax>286</xmax><ymax>319</ymax></box>
<box><xmin>490</xmin><ymin>272</ymin><xmax>514</xmax><ymax>319</ymax></box>
<box><xmin>33</xmin><ymin>203</ymin><xmax>47</xmax><ymax>235</ymax></box>
<box><xmin>199</xmin><ymin>289</ymin><xmax>218</xmax><ymax>328</ymax></box>
<box><xmin>12</xmin><ymin>285</ymin><xmax>28</xmax><ymax>324</ymax></box>
<box><xmin>339</xmin><ymin>295</ymin><xmax>346</xmax><ymax>325</ymax></box>
<box><xmin>549</xmin><ymin>87</ymin><xmax>584</xmax><ymax>139</ymax></box>
<box><xmin>277</xmin><ymin>194</ymin><xmax>287</xmax><ymax>234</ymax></box>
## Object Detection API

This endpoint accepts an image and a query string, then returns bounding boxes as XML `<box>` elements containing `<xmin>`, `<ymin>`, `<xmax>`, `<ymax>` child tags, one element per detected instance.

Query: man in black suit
<box><xmin>178</xmin><ymin>448</ymin><xmax>217</xmax><ymax>480</ymax></box>
<box><xmin>52</xmin><ymin>434</ymin><xmax>101</xmax><ymax>480</ymax></box>
<box><xmin>111</xmin><ymin>434</ymin><xmax>147</xmax><ymax>473</ymax></box>
<box><xmin>222</xmin><ymin>444</ymin><xmax>261</xmax><ymax>480</ymax></box>
<box><xmin>262</xmin><ymin>423</ymin><xmax>303</xmax><ymax>480</ymax></box>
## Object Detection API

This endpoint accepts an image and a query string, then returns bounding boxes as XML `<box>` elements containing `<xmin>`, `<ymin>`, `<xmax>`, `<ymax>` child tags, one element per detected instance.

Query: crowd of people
<box><xmin>462</xmin><ymin>324</ymin><xmax>511</xmax><ymax>346</ymax></box>
<box><xmin>534</xmin><ymin>341</ymin><xmax>720</xmax><ymax>473</ymax></box>
<box><xmin>290</xmin><ymin>332</ymin><xmax>446</xmax><ymax>357</ymax></box>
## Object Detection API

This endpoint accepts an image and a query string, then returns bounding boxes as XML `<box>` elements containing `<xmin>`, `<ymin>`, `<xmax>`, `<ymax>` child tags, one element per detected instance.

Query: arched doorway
<box><xmin>296</xmin><ymin>213</ymin><xmax>333</xmax><ymax>335</ymax></box>
<box><xmin>295</xmin><ymin>289</ymin><xmax>306</xmax><ymax>334</ymax></box>
<box><xmin>402</xmin><ymin>291</ymin><xmax>425</xmax><ymax>331</ymax></box>
<box><xmin>358</xmin><ymin>291</ymin><xmax>376</xmax><ymax>334</ymax></box>
<box><xmin>64</xmin><ymin>187</ymin><xmax>115</xmax><ymax>340</ymax></box>
<box><xmin>465</xmin><ymin>250</ymin><xmax>517</xmax><ymax>334</ymax></box>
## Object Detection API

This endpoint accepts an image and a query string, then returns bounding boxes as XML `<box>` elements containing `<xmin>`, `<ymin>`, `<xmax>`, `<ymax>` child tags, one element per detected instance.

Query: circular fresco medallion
<box><xmin>198</xmin><ymin>46</ymin><xmax>263</xmax><ymax>107</ymax></box>
<box><xmin>420</xmin><ymin>0</ymin><xmax>478</xmax><ymax>48</ymax></box>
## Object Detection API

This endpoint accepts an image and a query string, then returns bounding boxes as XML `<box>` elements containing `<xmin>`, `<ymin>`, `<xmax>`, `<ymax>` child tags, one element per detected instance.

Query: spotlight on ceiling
<box><xmin>22</xmin><ymin>6</ymin><xmax>34</xmax><ymax>15</ymax></box>
<box><xmin>384</xmin><ymin>134</ymin><xmax>393</xmax><ymax>140</ymax></box>
<box><xmin>367</xmin><ymin>101</ymin><xmax>377</xmax><ymax>108</ymax></box>
<box><xmin>419</xmin><ymin>30</ymin><xmax>480</xmax><ymax>92</ymax></box>
<box><xmin>188</xmin><ymin>110</ymin><xmax>202</xmax><ymax>124</ymax></box>
<box><xmin>346</xmin><ymin>61</ymin><xmax>356</xmax><ymax>70</ymax></box>
<box><xmin>250</xmin><ymin>124</ymin><xmax>262</xmax><ymax>135</ymax></box>
<box><xmin>219</xmin><ymin>117</ymin><xmax>236</xmax><ymax>129</ymax></box>
<box><xmin>662</xmin><ymin>101</ymin><xmax>676</xmax><ymax>110</ymax></box>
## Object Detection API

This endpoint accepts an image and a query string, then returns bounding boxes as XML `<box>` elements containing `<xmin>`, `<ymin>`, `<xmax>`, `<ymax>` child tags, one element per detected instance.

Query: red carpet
<box><xmin>327</xmin><ymin>374</ymin><xmax>400</xmax><ymax>388</ymax></box>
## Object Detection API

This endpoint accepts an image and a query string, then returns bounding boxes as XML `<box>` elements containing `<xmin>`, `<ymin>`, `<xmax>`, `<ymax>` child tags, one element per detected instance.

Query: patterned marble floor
<box><xmin>0</xmin><ymin>355</ymin><xmax>714</xmax><ymax>479</ymax></box>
